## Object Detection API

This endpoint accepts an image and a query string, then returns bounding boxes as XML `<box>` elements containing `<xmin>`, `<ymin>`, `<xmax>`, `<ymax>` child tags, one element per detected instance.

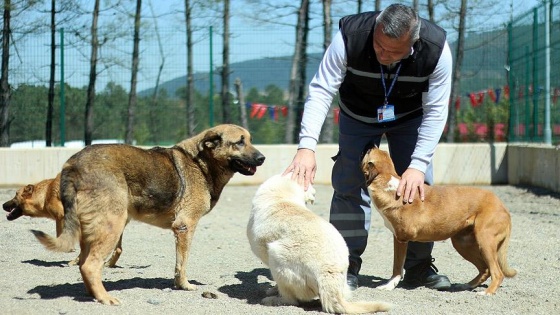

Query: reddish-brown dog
<box><xmin>361</xmin><ymin>146</ymin><xmax>516</xmax><ymax>295</ymax></box>
<box><xmin>3</xmin><ymin>174</ymin><xmax>124</xmax><ymax>267</ymax></box>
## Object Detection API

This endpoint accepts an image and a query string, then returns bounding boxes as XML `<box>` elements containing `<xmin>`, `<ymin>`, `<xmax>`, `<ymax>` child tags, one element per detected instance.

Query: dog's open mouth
<box><xmin>3</xmin><ymin>203</ymin><xmax>23</xmax><ymax>221</ymax></box>
<box><xmin>231</xmin><ymin>159</ymin><xmax>259</xmax><ymax>176</ymax></box>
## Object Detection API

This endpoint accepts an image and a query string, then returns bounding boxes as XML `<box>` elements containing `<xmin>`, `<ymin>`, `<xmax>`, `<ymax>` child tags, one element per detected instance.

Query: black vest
<box><xmin>338</xmin><ymin>11</ymin><xmax>447</xmax><ymax>123</ymax></box>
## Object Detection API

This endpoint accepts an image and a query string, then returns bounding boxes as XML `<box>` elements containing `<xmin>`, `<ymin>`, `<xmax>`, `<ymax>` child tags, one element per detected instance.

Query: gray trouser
<box><xmin>330</xmin><ymin>111</ymin><xmax>434</xmax><ymax>274</ymax></box>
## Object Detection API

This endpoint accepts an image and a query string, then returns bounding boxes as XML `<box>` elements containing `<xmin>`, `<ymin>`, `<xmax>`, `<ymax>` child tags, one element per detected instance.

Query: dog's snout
<box><xmin>255</xmin><ymin>152</ymin><xmax>266</xmax><ymax>165</ymax></box>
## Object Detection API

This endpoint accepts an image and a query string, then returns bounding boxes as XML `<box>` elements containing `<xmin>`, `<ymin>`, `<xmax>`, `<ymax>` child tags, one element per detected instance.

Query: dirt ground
<box><xmin>0</xmin><ymin>183</ymin><xmax>559</xmax><ymax>315</ymax></box>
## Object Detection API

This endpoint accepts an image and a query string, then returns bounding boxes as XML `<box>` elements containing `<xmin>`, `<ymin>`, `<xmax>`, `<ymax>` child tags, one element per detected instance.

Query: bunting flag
<box><xmin>495</xmin><ymin>88</ymin><xmax>501</xmax><ymax>103</ymax></box>
<box><xmin>488</xmin><ymin>89</ymin><xmax>497</xmax><ymax>103</ymax></box>
<box><xmin>247</xmin><ymin>102</ymin><xmax>289</xmax><ymax>121</ymax></box>
<box><xmin>334</xmin><ymin>108</ymin><xmax>340</xmax><ymax>124</ymax></box>
<box><xmin>553</xmin><ymin>88</ymin><xmax>559</xmax><ymax>105</ymax></box>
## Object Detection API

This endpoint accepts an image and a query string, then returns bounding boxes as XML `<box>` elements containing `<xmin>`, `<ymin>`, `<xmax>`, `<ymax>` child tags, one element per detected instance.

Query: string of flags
<box><xmin>459</xmin><ymin>85</ymin><xmax>559</xmax><ymax>108</ymax></box>
<box><xmin>247</xmin><ymin>102</ymin><xmax>342</xmax><ymax>124</ymax></box>
<box><xmin>248</xmin><ymin>85</ymin><xmax>559</xmax><ymax>122</ymax></box>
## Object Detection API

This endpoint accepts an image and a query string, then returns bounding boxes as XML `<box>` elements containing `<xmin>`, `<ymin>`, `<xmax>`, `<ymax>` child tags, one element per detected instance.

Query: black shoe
<box><xmin>347</xmin><ymin>272</ymin><xmax>359</xmax><ymax>291</ymax></box>
<box><xmin>402</xmin><ymin>258</ymin><xmax>451</xmax><ymax>291</ymax></box>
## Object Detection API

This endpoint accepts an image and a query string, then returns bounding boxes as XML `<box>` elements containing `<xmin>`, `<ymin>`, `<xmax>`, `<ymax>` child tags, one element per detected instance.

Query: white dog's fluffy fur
<box><xmin>247</xmin><ymin>174</ymin><xmax>390</xmax><ymax>314</ymax></box>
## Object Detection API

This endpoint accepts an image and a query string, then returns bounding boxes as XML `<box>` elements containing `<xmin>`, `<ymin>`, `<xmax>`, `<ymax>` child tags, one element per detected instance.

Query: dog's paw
<box><xmin>174</xmin><ymin>280</ymin><xmax>197</xmax><ymax>291</ymax></box>
<box><xmin>262</xmin><ymin>296</ymin><xmax>298</xmax><ymax>306</ymax></box>
<box><xmin>477</xmin><ymin>290</ymin><xmax>495</xmax><ymax>296</ymax></box>
<box><xmin>304</xmin><ymin>184</ymin><xmax>316</xmax><ymax>205</ymax></box>
<box><xmin>265</xmin><ymin>285</ymin><xmax>279</xmax><ymax>296</ymax></box>
<box><xmin>94</xmin><ymin>295</ymin><xmax>121</xmax><ymax>306</ymax></box>
<box><xmin>377</xmin><ymin>276</ymin><xmax>401</xmax><ymax>291</ymax></box>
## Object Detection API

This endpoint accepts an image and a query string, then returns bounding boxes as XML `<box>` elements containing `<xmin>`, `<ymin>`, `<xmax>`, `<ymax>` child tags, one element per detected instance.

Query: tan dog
<box><xmin>32</xmin><ymin>124</ymin><xmax>265</xmax><ymax>305</ymax></box>
<box><xmin>3</xmin><ymin>174</ymin><xmax>124</xmax><ymax>267</ymax></box>
<box><xmin>248</xmin><ymin>174</ymin><xmax>390</xmax><ymax>313</ymax></box>
<box><xmin>361</xmin><ymin>146</ymin><xmax>516</xmax><ymax>295</ymax></box>
<box><xmin>3</xmin><ymin>174</ymin><xmax>64</xmax><ymax>234</ymax></box>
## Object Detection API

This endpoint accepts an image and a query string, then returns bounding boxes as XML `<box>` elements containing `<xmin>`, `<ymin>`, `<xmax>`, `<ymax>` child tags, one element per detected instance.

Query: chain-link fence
<box><xmin>507</xmin><ymin>1</ymin><xmax>560</xmax><ymax>143</ymax></box>
<box><xmin>5</xmin><ymin>2</ymin><xmax>560</xmax><ymax>146</ymax></box>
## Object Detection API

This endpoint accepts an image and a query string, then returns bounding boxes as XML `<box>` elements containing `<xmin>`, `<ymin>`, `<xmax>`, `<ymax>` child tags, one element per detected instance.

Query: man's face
<box><xmin>373</xmin><ymin>25</ymin><xmax>412</xmax><ymax>66</ymax></box>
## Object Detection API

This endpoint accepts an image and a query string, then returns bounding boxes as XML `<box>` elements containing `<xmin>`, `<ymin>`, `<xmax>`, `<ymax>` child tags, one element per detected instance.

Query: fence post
<box><xmin>209</xmin><ymin>25</ymin><xmax>214</xmax><ymax>127</ymax></box>
<box><xmin>543</xmin><ymin>0</ymin><xmax>552</xmax><ymax>145</ymax></box>
<box><xmin>59</xmin><ymin>28</ymin><xmax>65</xmax><ymax>146</ymax></box>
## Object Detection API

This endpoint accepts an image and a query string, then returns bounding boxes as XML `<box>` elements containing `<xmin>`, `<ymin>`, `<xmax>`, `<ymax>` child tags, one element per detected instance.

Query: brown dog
<box><xmin>31</xmin><ymin>124</ymin><xmax>265</xmax><ymax>305</ymax></box>
<box><xmin>3</xmin><ymin>174</ymin><xmax>124</xmax><ymax>267</ymax></box>
<box><xmin>3</xmin><ymin>174</ymin><xmax>64</xmax><ymax>234</ymax></box>
<box><xmin>361</xmin><ymin>146</ymin><xmax>516</xmax><ymax>295</ymax></box>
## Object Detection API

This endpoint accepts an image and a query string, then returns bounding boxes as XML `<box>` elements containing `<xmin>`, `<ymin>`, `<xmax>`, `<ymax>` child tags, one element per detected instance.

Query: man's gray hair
<box><xmin>375</xmin><ymin>4</ymin><xmax>421</xmax><ymax>45</ymax></box>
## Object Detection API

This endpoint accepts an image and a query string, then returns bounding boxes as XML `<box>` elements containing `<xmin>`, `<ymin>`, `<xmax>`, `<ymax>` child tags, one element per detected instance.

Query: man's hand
<box><xmin>282</xmin><ymin>148</ymin><xmax>316</xmax><ymax>190</ymax></box>
<box><xmin>396</xmin><ymin>168</ymin><xmax>425</xmax><ymax>203</ymax></box>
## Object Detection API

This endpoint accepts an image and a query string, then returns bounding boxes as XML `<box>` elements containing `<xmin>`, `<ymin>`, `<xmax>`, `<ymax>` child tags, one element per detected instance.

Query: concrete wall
<box><xmin>0</xmin><ymin>143</ymin><xmax>557</xmax><ymax>192</ymax></box>
<box><xmin>507</xmin><ymin>144</ymin><xmax>560</xmax><ymax>192</ymax></box>
<box><xmin>0</xmin><ymin>142</ymin><xmax>509</xmax><ymax>187</ymax></box>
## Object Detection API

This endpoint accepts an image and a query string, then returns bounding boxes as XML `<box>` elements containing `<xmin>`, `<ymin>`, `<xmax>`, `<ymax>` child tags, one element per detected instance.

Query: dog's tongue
<box><xmin>249</xmin><ymin>165</ymin><xmax>257</xmax><ymax>174</ymax></box>
<box><xmin>6</xmin><ymin>207</ymin><xmax>23</xmax><ymax>221</ymax></box>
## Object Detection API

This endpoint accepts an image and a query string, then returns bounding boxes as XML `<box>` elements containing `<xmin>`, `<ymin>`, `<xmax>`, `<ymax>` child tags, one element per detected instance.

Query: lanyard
<box><xmin>380</xmin><ymin>63</ymin><xmax>402</xmax><ymax>105</ymax></box>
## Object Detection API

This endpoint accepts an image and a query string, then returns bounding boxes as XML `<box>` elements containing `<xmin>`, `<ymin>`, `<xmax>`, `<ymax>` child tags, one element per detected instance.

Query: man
<box><xmin>284</xmin><ymin>4</ymin><xmax>453</xmax><ymax>291</ymax></box>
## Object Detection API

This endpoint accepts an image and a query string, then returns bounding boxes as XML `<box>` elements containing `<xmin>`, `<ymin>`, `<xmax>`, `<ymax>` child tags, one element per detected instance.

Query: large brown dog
<box><xmin>3</xmin><ymin>174</ymin><xmax>124</xmax><ymax>267</ymax></box>
<box><xmin>32</xmin><ymin>124</ymin><xmax>265</xmax><ymax>305</ymax></box>
<box><xmin>361</xmin><ymin>146</ymin><xmax>516</xmax><ymax>295</ymax></box>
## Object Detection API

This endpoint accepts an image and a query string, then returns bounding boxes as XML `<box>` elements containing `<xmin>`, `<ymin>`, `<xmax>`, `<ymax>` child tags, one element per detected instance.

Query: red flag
<box><xmin>334</xmin><ymin>108</ymin><xmax>340</xmax><ymax>124</ymax></box>
<box><xmin>469</xmin><ymin>93</ymin><xmax>477</xmax><ymax>107</ymax></box>
<box><xmin>488</xmin><ymin>89</ymin><xmax>497</xmax><ymax>103</ymax></box>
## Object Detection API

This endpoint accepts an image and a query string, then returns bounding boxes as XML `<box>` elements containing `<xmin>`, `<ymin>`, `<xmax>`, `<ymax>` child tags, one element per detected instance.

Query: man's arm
<box><xmin>397</xmin><ymin>41</ymin><xmax>452</xmax><ymax>202</ymax></box>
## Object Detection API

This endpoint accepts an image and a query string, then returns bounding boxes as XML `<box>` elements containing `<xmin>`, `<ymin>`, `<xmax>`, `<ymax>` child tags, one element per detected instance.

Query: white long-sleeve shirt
<box><xmin>298</xmin><ymin>30</ymin><xmax>453</xmax><ymax>174</ymax></box>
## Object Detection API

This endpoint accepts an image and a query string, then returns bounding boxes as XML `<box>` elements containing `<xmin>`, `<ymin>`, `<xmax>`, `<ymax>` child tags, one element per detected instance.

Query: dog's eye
<box><xmin>236</xmin><ymin>139</ymin><xmax>245</xmax><ymax>147</ymax></box>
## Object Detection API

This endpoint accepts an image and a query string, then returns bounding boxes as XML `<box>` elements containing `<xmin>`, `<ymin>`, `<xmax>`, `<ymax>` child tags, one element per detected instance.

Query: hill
<box><xmin>140</xmin><ymin>29</ymin><xmax>510</xmax><ymax>98</ymax></box>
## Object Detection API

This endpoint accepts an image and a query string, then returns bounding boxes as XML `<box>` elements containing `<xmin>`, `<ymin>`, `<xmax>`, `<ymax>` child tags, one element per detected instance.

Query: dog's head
<box><xmin>361</xmin><ymin>145</ymin><xmax>395</xmax><ymax>186</ymax></box>
<box><xmin>192</xmin><ymin>124</ymin><xmax>265</xmax><ymax>176</ymax></box>
<box><xmin>2</xmin><ymin>184</ymin><xmax>34</xmax><ymax>220</ymax></box>
<box><xmin>254</xmin><ymin>173</ymin><xmax>315</xmax><ymax>207</ymax></box>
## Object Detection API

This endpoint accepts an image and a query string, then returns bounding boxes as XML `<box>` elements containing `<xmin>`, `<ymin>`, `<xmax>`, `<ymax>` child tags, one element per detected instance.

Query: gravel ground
<box><xmin>0</xmin><ymin>184</ymin><xmax>559</xmax><ymax>315</ymax></box>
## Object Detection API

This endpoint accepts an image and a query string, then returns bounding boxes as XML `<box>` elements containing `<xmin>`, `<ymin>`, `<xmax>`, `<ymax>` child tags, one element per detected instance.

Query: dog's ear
<box><xmin>22</xmin><ymin>184</ymin><xmax>34</xmax><ymax>197</ymax></box>
<box><xmin>363</xmin><ymin>161</ymin><xmax>377</xmax><ymax>186</ymax></box>
<box><xmin>198</xmin><ymin>130</ymin><xmax>222</xmax><ymax>151</ymax></box>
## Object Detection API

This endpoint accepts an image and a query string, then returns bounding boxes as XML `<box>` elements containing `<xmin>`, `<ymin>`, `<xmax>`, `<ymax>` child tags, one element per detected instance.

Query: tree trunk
<box><xmin>221</xmin><ymin>0</ymin><xmax>231</xmax><ymax>123</ymax></box>
<box><xmin>84</xmin><ymin>0</ymin><xmax>100</xmax><ymax>146</ymax></box>
<box><xmin>148</xmin><ymin>1</ymin><xmax>164</xmax><ymax>144</ymax></box>
<box><xmin>46</xmin><ymin>0</ymin><xmax>55</xmax><ymax>147</ymax></box>
<box><xmin>284</xmin><ymin>0</ymin><xmax>309</xmax><ymax>144</ymax></box>
<box><xmin>446</xmin><ymin>0</ymin><xmax>467</xmax><ymax>143</ymax></box>
<box><xmin>234</xmin><ymin>78</ymin><xmax>248</xmax><ymax>130</ymax></box>
<box><xmin>293</xmin><ymin>0</ymin><xmax>309</xmax><ymax>144</ymax></box>
<box><xmin>320</xmin><ymin>0</ymin><xmax>334</xmax><ymax>143</ymax></box>
<box><xmin>184</xmin><ymin>0</ymin><xmax>196</xmax><ymax>136</ymax></box>
<box><xmin>0</xmin><ymin>0</ymin><xmax>11</xmax><ymax>147</ymax></box>
<box><xmin>427</xmin><ymin>0</ymin><xmax>435</xmax><ymax>22</ymax></box>
<box><xmin>125</xmin><ymin>0</ymin><xmax>142</xmax><ymax>145</ymax></box>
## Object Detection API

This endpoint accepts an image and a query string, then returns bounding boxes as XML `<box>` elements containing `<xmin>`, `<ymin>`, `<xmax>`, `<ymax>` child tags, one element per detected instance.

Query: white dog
<box><xmin>247</xmin><ymin>174</ymin><xmax>390</xmax><ymax>314</ymax></box>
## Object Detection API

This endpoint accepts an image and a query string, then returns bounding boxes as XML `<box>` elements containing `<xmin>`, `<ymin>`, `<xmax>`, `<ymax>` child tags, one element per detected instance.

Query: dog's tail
<box><xmin>498</xmin><ymin>217</ymin><xmax>517</xmax><ymax>278</ymax></box>
<box><xmin>31</xmin><ymin>165</ymin><xmax>80</xmax><ymax>253</ymax></box>
<box><xmin>318</xmin><ymin>272</ymin><xmax>391</xmax><ymax>314</ymax></box>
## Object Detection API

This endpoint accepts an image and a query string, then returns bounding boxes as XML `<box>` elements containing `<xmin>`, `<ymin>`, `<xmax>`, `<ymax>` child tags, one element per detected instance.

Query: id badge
<box><xmin>377</xmin><ymin>105</ymin><xmax>395</xmax><ymax>122</ymax></box>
